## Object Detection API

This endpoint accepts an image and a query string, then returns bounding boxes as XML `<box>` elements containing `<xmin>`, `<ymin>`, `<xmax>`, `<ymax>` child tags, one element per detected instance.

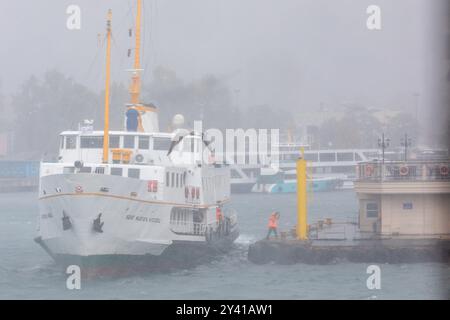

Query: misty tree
<box><xmin>104</xmin><ymin>82</ymin><xmax>129</xmax><ymax>130</ymax></box>
<box><xmin>12</xmin><ymin>70</ymin><xmax>100</xmax><ymax>159</ymax></box>
<box><xmin>384</xmin><ymin>112</ymin><xmax>419</xmax><ymax>147</ymax></box>
<box><xmin>142</xmin><ymin>66</ymin><xmax>194</xmax><ymax>131</ymax></box>
<box><xmin>142</xmin><ymin>65</ymin><xmax>295</xmax><ymax>132</ymax></box>
<box><xmin>317</xmin><ymin>107</ymin><xmax>382</xmax><ymax>149</ymax></box>
<box><xmin>243</xmin><ymin>104</ymin><xmax>293</xmax><ymax>130</ymax></box>
<box><xmin>142</xmin><ymin>66</ymin><xmax>240</xmax><ymax>130</ymax></box>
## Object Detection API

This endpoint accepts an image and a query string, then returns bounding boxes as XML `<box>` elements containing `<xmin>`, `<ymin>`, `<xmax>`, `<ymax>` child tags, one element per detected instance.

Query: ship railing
<box><xmin>169</xmin><ymin>219</ymin><xmax>207</xmax><ymax>236</ymax></box>
<box><xmin>356</xmin><ymin>160</ymin><xmax>450</xmax><ymax>182</ymax></box>
<box><xmin>308</xmin><ymin>216</ymin><xmax>359</xmax><ymax>240</ymax></box>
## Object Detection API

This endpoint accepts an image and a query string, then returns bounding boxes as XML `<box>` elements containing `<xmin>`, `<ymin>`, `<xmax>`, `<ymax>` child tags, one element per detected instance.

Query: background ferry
<box><xmin>252</xmin><ymin>143</ymin><xmax>386</xmax><ymax>193</ymax></box>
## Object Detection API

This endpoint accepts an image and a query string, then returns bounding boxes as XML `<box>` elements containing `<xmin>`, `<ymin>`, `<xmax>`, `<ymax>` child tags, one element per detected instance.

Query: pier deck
<box><xmin>248</xmin><ymin>221</ymin><xmax>450</xmax><ymax>264</ymax></box>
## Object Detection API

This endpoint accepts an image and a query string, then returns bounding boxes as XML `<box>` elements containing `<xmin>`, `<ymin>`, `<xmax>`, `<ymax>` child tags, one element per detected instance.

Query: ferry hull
<box><xmin>230</xmin><ymin>182</ymin><xmax>256</xmax><ymax>193</ymax></box>
<box><xmin>36</xmin><ymin>233</ymin><xmax>239</xmax><ymax>277</ymax></box>
<box><xmin>37</xmin><ymin>173</ymin><xmax>238</xmax><ymax>272</ymax></box>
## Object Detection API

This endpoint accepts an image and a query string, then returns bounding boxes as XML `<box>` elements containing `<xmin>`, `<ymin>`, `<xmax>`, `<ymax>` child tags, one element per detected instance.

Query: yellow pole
<box><xmin>130</xmin><ymin>0</ymin><xmax>142</xmax><ymax>105</ymax></box>
<box><xmin>296</xmin><ymin>147</ymin><xmax>308</xmax><ymax>240</ymax></box>
<box><xmin>102</xmin><ymin>9</ymin><xmax>112</xmax><ymax>163</ymax></box>
<box><xmin>134</xmin><ymin>0</ymin><xmax>141</xmax><ymax>71</ymax></box>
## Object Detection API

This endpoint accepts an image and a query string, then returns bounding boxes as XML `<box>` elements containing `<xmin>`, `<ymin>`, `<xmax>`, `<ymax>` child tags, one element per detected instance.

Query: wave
<box><xmin>235</xmin><ymin>234</ymin><xmax>257</xmax><ymax>246</ymax></box>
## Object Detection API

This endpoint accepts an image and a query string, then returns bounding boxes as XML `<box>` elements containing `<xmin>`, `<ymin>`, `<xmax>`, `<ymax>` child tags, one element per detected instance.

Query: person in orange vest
<box><xmin>266</xmin><ymin>211</ymin><xmax>280</xmax><ymax>239</ymax></box>
<box><xmin>216</xmin><ymin>202</ymin><xmax>223</xmax><ymax>223</ymax></box>
<box><xmin>216</xmin><ymin>203</ymin><xmax>224</xmax><ymax>235</ymax></box>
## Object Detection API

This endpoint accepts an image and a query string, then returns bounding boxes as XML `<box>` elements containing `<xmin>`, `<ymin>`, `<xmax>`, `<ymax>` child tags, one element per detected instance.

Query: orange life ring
<box><xmin>440</xmin><ymin>165</ymin><xmax>449</xmax><ymax>176</ymax></box>
<box><xmin>365</xmin><ymin>165</ymin><xmax>374</xmax><ymax>176</ymax></box>
<box><xmin>399</xmin><ymin>166</ymin><xmax>409</xmax><ymax>176</ymax></box>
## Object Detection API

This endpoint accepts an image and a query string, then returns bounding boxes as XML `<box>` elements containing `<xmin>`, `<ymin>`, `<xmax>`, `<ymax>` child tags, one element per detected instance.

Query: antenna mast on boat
<box><xmin>102</xmin><ymin>9</ymin><xmax>112</xmax><ymax>163</ymax></box>
<box><xmin>125</xmin><ymin>0</ymin><xmax>159</xmax><ymax>133</ymax></box>
<box><xmin>130</xmin><ymin>0</ymin><xmax>142</xmax><ymax>105</ymax></box>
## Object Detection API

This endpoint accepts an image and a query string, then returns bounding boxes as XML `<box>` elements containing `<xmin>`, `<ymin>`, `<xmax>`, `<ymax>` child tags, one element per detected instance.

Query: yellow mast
<box><xmin>296</xmin><ymin>147</ymin><xmax>308</xmax><ymax>240</ymax></box>
<box><xmin>130</xmin><ymin>0</ymin><xmax>142</xmax><ymax>105</ymax></box>
<box><xmin>102</xmin><ymin>9</ymin><xmax>112</xmax><ymax>163</ymax></box>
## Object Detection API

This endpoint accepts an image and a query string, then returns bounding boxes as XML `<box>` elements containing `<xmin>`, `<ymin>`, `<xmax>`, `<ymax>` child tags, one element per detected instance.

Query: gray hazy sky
<box><xmin>0</xmin><ymin>0</ymin><xmax>447</xmax><ymax>126</ymax></box>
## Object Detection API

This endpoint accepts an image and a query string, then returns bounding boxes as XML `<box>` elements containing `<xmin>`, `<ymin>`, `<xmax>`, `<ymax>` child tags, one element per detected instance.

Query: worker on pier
<box><xmin>266</xmin><ymin>211</ymin><xmax>280</xmax><ymax>239</ymax></box>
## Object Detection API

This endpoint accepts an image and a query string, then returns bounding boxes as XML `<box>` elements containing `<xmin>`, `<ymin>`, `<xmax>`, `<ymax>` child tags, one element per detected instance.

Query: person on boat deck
<box><xmin>266</xmin><ymin>211</ymin><xmax>280</xmax><ymax>240</ymax></box>
<box><xmin>216</xmin><ymin>203</ymin><xmax>223</xmax><ymax>233</ymax></box>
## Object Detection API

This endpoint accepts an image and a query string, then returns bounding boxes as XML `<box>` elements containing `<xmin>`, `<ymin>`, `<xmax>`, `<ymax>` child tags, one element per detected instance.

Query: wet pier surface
<box><xmin>248</xmin><ymin>222</ymin><xmax>450</xmax><ymax>264</ymax></box>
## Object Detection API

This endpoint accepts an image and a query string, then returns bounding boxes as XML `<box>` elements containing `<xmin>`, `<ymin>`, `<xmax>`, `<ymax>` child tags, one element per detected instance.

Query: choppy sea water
<box><xmin>0</xmin><ymin>191</ymin><xmax>448</xmax><ymax>299</ymax></box>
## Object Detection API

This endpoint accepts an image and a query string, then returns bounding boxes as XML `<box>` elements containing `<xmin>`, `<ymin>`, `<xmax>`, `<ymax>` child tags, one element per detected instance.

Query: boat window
<box><xmin>403</xmin><ymin>202</ymin><xmax>413</xmax><ymax>210</ymax></box>
<box><xmin>230</xmin><ymin>169</ymin><xmax>241</xmax><ymax>178</ymax></box>
<box><xmin>166</xmin><ymin>172</ymin><xmax>170</xmax><ymax>187</ymax></box>
<box><xmin>94</xmin><ymin>167</ymin><xmax>105</xmax><ymax>174</ymax></box>
<box><xmin>314</xmin><ymin>167</ymin><xmax>324</xmax><ymax>174</ymax></box>
<box><xmin>355</xmin><ymin>153</ymin><xmax>363</xmax><ymax>161</ymax></box>
<box><xmin>176</xmin><ymin>173</ymin><xmax>179</xmax><ymax>188</ymax></box>
<box><xmin>366</xmin><ymin>202</ymin><xmax>379</xmax><ymax>218</ymax></box>
<box><xmin>111</xmin><ymin>168</ymin><xmax>123</xmax><ymax>176</ymax></box>
<box><xmin>337</xmin><ymin>152</ymin><xmax>354</xmax><ymax>161</ymax></box>
<box><xmin>170</xmin><ymin>207</ymin><xmax>189</xmax><ymax>223</ymax></box>
<box><xmin>128</xmin><ymin>168</ymin><xmax>140</xmax><ymax>179</ymax></box>
<box><xmin>65</xmin><ymin>135</ymin><xmax>77</xmax><ymax>149</ymax></box>
<box><xmin>304</xmin><ymin>153</ymin><xmax>318</xmax><ymax>162</ymax></box>
<box><xmin>154</xmin><ymin>137</ymin><xmax>172</xmax><ymax>150</ymax></box>
<box><xmin>138</xmin><ymin>136</ymin><xmax>150</xmax><ymax>149</ymax></box>
<box><xmin>63</xmin><ymin>167</ymin><xmax>75</xmax><ymax>174</ymax></box>
<box><xmin>124</xmin><ymin>136</ymin><xmax>135</xmax><ymax>148</ymax></box>
<box><xmin>182</xmin><ymin>172</ymin><xmax>186</xmax><ymax>186</ymax></box>
<box><xmin>79</xmin><ymin>166</ymin><xmax>92</xmax><ymax>173</ymax></box>
<box><xmin>80</xmin><ymin>136</ymin><xmax>103</xmax><ymax>149</ymax></box>
<box><xmin>171</xmin><ymin>172</ymin><xmax>175</xmax><ymax>187</ymax></box>
<box><xmin>60</xmin><ymin>136</ymin><xmax>65</xmax><ymax>149</ymax></box>
<box><xmin>109</xmin><ymin>135</ymin><xmax>120</xmax><ymax>148</ymax></box>
<box><xmin>319</xmin><ymin>153</ymin><xmax>336</xmax><ymax>162</ymax></box>
<box><xmin>331</xmin><ymin>166</ymin><xmax>354</xmax><ymax>173</ymax></box>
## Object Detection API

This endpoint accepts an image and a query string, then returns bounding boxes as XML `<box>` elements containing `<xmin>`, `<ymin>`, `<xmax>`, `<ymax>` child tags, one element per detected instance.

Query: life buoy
<box><xmin>399</xmin><ymin>166</ymin><xmax>409</xmax><ymax>176</ymax></box>
<box><xmin>365</xmin><ymin>165</ymin><xmax>374</xmax><ymax>177</ymax></box>
<box><xmin>440</xmin><ymin>165</ymin><xmax>449</xmax><ymax>176</ymax></box>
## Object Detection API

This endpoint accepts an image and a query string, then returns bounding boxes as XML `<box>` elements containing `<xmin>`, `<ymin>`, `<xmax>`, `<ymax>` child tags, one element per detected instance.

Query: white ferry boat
<box><xmin>252</xmin><ymin>143</ymin><xmax>384</xmax><ymax>193</ymax></box>
<box><xmin>34</xmin><ymin>2</ymin><xmax>238</xmax><ymax>274</ymax></box>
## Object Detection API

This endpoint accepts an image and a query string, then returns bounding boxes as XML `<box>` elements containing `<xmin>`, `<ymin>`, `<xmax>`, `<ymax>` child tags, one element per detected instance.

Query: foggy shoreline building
<box><xmin>355</xmin><ymin>159</ymin><xmax>450</xmax><ymax>238</ymax></box>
